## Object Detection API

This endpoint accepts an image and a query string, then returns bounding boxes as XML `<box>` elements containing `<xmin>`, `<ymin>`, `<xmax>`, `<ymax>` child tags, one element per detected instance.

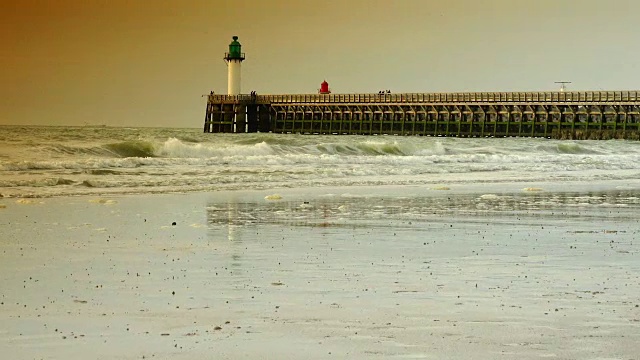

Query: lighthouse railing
<box><xmin>224</xmin><ymin>52</ymin><xmax>246</xmax><ymax>60</ymax></box>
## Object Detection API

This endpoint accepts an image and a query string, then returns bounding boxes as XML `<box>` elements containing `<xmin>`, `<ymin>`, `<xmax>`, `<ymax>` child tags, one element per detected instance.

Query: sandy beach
<box><xmin>1</xmin><ymin>183</ymin><xmax>639</xmax><ymax>359</ymax></box>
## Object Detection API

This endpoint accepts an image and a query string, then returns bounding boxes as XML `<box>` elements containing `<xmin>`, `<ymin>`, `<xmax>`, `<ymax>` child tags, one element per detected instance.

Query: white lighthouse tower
<box><xmin>224</xmin><ymin>36</ymin><xmax>245</xmax><ymax>95</ymax></box>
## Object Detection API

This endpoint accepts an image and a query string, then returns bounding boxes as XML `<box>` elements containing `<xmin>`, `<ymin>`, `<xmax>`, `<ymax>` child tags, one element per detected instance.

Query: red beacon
<box><xmin>319</xmin><ymin>80</ymin><xmax>331</xmax><ymax>94</ymax></box>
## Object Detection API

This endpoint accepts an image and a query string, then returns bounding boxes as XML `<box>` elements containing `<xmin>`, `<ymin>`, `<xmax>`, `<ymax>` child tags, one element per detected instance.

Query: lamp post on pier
<box><xmin>555</xmin><ymin>81</ymin><xmax>572</xmax><ymax>92</ymax></box>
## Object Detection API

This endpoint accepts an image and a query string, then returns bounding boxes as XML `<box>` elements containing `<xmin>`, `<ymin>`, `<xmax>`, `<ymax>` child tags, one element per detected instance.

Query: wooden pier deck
<box><xmin>203</xmin><ymin>91</ymin><xmax>640</xmax><ymax>139</ymax></box>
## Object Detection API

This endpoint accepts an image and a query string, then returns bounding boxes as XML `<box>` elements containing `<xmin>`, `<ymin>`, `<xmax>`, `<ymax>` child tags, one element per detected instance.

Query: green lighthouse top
<box><xmin>224</xmin><ymin>35</ymin><xmax>245</xmax><ymax>61</ymax></box>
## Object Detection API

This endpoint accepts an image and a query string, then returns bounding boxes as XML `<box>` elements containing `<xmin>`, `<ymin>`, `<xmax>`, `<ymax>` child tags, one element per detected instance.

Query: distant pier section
<box><xmin>203</xmin><ymin>90</ymin><xmax>640</xmax><ymax>139</ymax></box>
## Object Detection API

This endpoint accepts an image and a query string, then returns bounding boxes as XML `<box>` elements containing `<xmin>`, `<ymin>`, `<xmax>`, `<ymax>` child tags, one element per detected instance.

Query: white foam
<box><xmin>15</xmin><ymin>199</ymin><xmax>42</xmax><ymax>205</ymax></box>
<box><xmin>479</xmin><ymin>194</ymin><xmax>500</xmax><ymax>199</ymax></box>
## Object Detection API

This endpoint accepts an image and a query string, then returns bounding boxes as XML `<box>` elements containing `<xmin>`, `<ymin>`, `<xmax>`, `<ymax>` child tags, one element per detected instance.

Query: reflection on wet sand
<box><xmin>206</xmin><ymin>190</ymin><xmax>640</xmax><ymax>229</ymax></box>
<box><xmin>199</xmin><ymin>189</ymin><xmax>640</xmax><ymax>359</ymax></box>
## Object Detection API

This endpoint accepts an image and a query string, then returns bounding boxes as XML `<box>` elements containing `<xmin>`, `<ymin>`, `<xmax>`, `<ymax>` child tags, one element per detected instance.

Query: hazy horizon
<box><xmin>2</xmin><ymin>0</ymin><xmax>640</xmax><ymax>127</ymax></box>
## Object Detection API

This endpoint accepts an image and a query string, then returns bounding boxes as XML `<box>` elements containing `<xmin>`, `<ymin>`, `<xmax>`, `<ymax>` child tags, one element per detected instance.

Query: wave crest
<box><xmin>104</xmin><ymin>141</ymin><xmax>156</xmax><ymax>158</ymax></box>
<box><xmin>157</xmin><ymin>138</ymin><xmax>275</xmax><ymax>158</ymax></box>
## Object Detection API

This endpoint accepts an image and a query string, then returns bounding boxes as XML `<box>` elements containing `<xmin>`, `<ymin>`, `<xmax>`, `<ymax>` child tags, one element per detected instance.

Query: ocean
<box><xmin>2</xmin><ymin>125</ymin><xmax>640</xmax><ymax>198</ymax></box>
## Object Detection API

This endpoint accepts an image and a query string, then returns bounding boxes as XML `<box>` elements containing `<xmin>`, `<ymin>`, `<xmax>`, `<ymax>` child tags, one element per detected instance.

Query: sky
<box><xmin>1</xmin><ymin>0</ymin><xmax>639</xmax><ymax>128</ymax></box>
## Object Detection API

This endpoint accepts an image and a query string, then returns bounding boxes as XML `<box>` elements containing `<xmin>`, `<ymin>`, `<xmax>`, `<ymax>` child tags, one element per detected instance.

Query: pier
<box><xmin>203</xmin><ymin>90</ymin><xmax>640</xmax><ymax>139</ymax></box>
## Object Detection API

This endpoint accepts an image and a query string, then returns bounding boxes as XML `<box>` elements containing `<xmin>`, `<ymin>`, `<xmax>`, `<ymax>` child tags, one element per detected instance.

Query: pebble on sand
<box><xmin>88</xmin><ymin>199</ymin><xmax>117</xmax><ymax>205</ymax></box>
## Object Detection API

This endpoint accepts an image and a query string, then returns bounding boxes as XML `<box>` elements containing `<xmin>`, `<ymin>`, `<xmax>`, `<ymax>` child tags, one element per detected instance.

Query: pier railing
<box><xmin>208</xmin><ymin>91</ymin><xmax>640</xmax><ymax>104</ymax></box>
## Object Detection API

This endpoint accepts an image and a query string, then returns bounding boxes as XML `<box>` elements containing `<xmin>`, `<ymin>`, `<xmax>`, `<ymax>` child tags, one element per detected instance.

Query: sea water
<box><xmin>1</xmin><ymin>125</ymin><xmax>640</xmax><ymax>198</ymax></box>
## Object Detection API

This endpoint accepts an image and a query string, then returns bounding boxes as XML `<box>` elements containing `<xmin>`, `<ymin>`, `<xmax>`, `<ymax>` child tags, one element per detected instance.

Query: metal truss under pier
<box><xmin>203</xmin><ymin>91</ymin><xmax>640</xmax><ymax>138</ymax></box>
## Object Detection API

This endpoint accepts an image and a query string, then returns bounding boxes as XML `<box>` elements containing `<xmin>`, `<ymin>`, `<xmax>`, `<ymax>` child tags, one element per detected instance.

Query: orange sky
<box><xmin>1</xmin><ymin>0</ymin><xmax>639</xmax><ymax>127</ymax></box>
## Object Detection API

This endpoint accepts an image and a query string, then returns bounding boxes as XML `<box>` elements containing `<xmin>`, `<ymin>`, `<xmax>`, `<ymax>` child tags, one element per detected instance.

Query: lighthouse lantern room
<box><xmin>224</xmin><ymin>36</ymin><xmax>245</xmax><ymax>95</ymax></box>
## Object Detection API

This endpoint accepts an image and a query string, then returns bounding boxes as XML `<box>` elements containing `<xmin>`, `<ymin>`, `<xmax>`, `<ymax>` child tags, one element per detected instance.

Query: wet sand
<box><xmin>1</xmin><ymin>184</ymin><xmax>639</xmax><ymax>359</ymax></box>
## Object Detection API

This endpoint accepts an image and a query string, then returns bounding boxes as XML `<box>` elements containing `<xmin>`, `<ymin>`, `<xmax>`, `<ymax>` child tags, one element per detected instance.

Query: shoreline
<box><xmin>2</xmin><ymin>176</ymin><xmax>640</xmax><ymax>201</ymax></box>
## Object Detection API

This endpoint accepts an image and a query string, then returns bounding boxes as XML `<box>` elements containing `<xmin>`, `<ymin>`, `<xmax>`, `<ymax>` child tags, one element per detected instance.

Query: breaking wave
<box><xmin>103</xmin><ymin>141</ymin><xmax>157</xmax><ymax>158</ymax></box>
<box><xmin>155</xmin><ymin>137</ymin><xmax>440</xmax><ymax>158</ymax></box>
